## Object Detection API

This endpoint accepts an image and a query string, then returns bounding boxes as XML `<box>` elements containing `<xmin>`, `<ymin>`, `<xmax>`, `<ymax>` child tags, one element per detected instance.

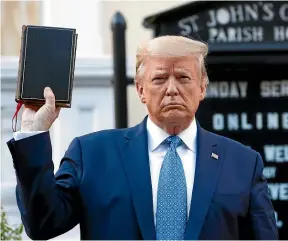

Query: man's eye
<box><xmin>153</xmin><ymin>77</ymin><xmax>164</xmax><ymax>81</ymax></box>
<box><xmin>179</xmin><ymin>76</ymin><xmax>191</xmax><ymax>82</ymax></box>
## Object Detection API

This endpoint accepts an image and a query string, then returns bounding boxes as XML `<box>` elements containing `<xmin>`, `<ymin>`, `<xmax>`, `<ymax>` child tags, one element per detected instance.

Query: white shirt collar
<box><xmin>146</xmin><ymin>116</ymin><xmax>197</xmax><ymax>153</ymax></box>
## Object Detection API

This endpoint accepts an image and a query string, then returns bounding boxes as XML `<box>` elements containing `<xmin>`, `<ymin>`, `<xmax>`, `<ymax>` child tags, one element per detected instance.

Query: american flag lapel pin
<box><xmin>211</xmin><ymin>152</ymin><xmax>219</xmax><ymax>160</ymax></box>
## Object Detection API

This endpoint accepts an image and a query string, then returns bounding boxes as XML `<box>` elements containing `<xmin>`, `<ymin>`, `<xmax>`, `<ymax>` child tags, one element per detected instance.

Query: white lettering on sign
<box><xmin>268</xmin><ymin>183</ymin><xmax>288</xmax><ymax>201</ymax></box>
<box><xmin>256</xmin><ymin>113</ymin><xmax>263</xmax><ymax>130</ymax></box>
<box><xmin>213</xmin><ymin>114</ymin><xmax>225</xmax><ymax>131</ymax></box>
<box><xmin>260</xmin><ymin>80</ymin><xmax>288</xmax><ymax>97</ymax></box>
<box><xmin>213</xmin><ymin>113</ymin><xmax>253</xmax><ymax>131</ymax></box>
<box><xmin>206</xmin><ymin>3</ymin><xmax>274</xmax><ymax>27</ymax></box>
<box><xmin>274</xmin><ymin>211</ymin><xmax>284</xmax><ymax>228</ymax></box>
<box><xmin>178</xmin><ymin>15</ymin><xmax>200</xmax><ymax>34</ymax></box>
<box><xmin>206</xmin><ymin>81</ymin><xmax>248</xmax><ymax>98</ymax></box>
<box><xmin>212</xmin><ymin>112</ymin><xmax>288</xmax><ymax>131</ymax></box>
<box><xmin>177</xmin><ymin>2</ymin><xmax>288</xmax><ymax>43</ymax></box>
<box><xmin>208</xmin><ymin>26</ymin><xmax>263</xmax><ymax>43</ymax></box>
<box><xmin>274</xmin><ymin>26</ymin><xmax>288</xmax><ymax>41</ymax></box>
<box><xmin>263</xmin><ymin>166</ymin><xmax>277</xmax><ymax>179</ymax></box>
<box><xmin>279</xmin><ymin>4</ymin><xmax>288</xmax><ymax>21</ymax></box>
<box><xmin>283</xmin><ymin>113</ymin><xmax>288</xmax><ymax>129</ymax></box>
<box><xmin>264</xmin><ymin>145</ymin><xmax>288</xmax><ymax>163</ymax></box>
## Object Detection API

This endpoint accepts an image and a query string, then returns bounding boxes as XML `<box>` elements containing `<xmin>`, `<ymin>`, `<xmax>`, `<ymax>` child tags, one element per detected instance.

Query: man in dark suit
<box><xmin>7</xmin><ymin>35</ymin><xmax>278</xmax><ymax>240</ymax></box>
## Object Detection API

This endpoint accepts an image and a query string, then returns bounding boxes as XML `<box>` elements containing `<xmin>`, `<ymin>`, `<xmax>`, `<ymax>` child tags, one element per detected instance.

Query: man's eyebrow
<box><xmin>174</xmin><ymin>68</ymin><xmax>192</xmax><ymax>74</ymax></box>
<box><xmin>152</xmin><ymin>69</ymin><xmax>169</xmax><ymax>74</ymax></box>
<box><xmin>154</xmin><ymin>67</ymin><xmax>168</xmax><ymax>71</ymax></box>
<box><xmin>151</xmin><ymin>67</ymin><xmax>192</xmax><ymax>74</ymax></box>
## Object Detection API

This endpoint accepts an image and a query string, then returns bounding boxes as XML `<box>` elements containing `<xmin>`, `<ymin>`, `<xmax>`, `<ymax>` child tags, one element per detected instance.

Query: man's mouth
<box><xmin>163</xmin><ymin>103</ymin><xmax>184</xmax><ymax>109</ymax></box>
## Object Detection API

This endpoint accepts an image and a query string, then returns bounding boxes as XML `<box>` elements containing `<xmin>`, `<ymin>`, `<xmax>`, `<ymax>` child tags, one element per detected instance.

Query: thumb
<box><xmin>55</xmin><ymin>107</ymin><xmax>61</xmax><ymax>118</ymax></box>
<box><xmin>44</xmin><ymin>87</ymin><xmax>55</xmax><ymax>108</ymax></box>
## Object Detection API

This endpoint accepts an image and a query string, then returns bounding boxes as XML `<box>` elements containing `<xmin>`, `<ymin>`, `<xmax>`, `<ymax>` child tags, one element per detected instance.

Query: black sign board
<box><xmin>148</xmin><ymin>1</ymin><xmax>288</xmax><ymax>52</ymax></box>
<box><xmin>142</xmin><ymin>1</ymin><xmax>288</xmax><ymax>238</ymax></box>
<box><xmin>196</xmin><ymin>65</ymin><xmax>288</xmax><ymax>239</ymax></box>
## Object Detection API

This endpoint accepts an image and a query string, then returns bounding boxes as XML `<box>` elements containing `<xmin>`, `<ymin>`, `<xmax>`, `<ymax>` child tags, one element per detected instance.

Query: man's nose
<box><xmin>166</xmin><ymin>77</ymin><xmax>179</xmax><ymax>96</ymax></box>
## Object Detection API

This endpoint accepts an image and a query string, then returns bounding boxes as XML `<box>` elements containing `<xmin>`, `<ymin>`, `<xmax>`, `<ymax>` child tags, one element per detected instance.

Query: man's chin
<box><xmin>162</xmin><ymin>110</ymin><xmax>187</xmax><ymax>122</ymax></box>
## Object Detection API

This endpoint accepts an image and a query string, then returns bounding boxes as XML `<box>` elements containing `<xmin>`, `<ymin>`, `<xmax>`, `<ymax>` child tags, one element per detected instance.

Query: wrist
<box><xmin>21</xmin><ymin>121</ymin><xmax>34</xmax><ymax>132</ymax></box>
<box><xmin>21</xmin><ymin>122</ymin><xmax>48</xmax><ymax>132</ymax></box>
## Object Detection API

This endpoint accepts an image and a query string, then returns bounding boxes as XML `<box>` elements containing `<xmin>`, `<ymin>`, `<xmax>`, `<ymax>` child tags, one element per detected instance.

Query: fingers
<box><xmin>22</xmin><ymin>107</ymin><xmax>37</xmax><ymax>118</ymax></box>
<box><xmin>24</xmin><ymin>87</ymin><xmax>61</xmax><ymax>116</ymax></box>
<box><xmin>24</xmin><ymin>104</ymin><xmax>41</xmax><ymax>112</ymax></box>
<box><xmin>44</xmin><ymin>87</ymin><xmax>55</xmax><ymax>108</ymax></box>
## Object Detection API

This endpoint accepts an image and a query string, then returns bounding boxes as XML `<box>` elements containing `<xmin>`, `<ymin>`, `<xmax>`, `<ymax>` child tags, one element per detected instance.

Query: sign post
<box><xmin>111</xmin><ymin>11</ymin><xmax>128</xmax><ymax>129</ymax></box>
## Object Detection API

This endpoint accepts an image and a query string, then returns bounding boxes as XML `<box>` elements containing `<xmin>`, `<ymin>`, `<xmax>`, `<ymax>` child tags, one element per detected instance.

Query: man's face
<box><xmin>136</xmin><ymin>55</ymin><xmax>206</xmax><ymax>125</ymax></box>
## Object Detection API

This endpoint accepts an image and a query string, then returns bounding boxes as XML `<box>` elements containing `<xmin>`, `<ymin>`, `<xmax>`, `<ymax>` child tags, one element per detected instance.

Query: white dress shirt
<box><xmin>13</xmin><ymin>131</ymin><xmax>45</xmax><ymax>141</ymax></box>
<box><xmin>13</xmin><ymin>117</ymin><xmax>197</xmax><ymax>223</ymax></box>
<box><xmin>146</xmin><ymin>117</ymin><xmax>197</xmax><ymax>223</ymax></box>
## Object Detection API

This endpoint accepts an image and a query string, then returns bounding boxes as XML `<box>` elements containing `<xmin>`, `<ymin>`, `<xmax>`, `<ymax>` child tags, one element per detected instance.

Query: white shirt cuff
<box><xmin>13</xmin><ymin>131</ymin><xmax>46</xmax><ymax>141</ymax></box>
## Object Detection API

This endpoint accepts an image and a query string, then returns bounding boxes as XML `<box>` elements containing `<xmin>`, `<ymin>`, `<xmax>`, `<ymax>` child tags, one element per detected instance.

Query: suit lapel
<box><xmin>119</xmin><ymin>117</ymin><xmax>156</xmax><ymax>240</ymax></box>
<box><xmin>185</xmin><ymin>123</ymin><xmax>223</xmax><ymax>240</ymax></box>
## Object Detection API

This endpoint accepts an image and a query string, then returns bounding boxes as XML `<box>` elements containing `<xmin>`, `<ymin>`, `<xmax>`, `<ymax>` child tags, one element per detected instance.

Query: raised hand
<box><xmin>21</xmin><ymin>87</ymin><xmax>61</xmax><ymax>131</ymax></box>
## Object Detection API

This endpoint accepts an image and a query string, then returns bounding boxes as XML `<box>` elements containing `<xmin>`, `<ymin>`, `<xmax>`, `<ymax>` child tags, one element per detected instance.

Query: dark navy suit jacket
<box><xmin>7</xmin><ymin>117</ymin><xmax>278</xmax><ymax>240</ymax></box>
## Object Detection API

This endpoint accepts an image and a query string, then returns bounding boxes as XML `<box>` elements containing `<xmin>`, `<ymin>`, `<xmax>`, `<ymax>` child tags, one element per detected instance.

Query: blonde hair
<box><xmin>135</xmin><ymin>35</ymin><xmax>209</xmax><ymax>84</ymax></box>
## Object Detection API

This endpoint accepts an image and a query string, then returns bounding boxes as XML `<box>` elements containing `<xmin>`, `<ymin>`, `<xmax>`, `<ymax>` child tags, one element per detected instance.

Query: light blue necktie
<box><xmin>156</xmin><ymin>136</ymin><xmax>187</xmax><ymax>240</ymax></box>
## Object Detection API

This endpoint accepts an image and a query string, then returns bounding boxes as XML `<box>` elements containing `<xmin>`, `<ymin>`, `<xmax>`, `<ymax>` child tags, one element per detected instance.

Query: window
<box><xmin>1</xmin><ymin>1</ymin><xmax>43</xmax><ymax>56</ymax></box>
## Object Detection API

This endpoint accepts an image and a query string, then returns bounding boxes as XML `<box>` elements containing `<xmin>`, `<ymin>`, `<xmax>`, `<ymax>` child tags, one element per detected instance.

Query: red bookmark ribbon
<box><xmin>12</xmin><ymin>102</ymin><xmax>23</xmax><ymax>132</ymax></box>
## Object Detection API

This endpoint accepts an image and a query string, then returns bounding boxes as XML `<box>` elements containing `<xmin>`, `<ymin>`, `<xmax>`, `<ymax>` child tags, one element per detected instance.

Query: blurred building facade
<box><xmin>1</xmin><ymin>1</ymin><xmax>189</xmax><ymax>239</ymax></box>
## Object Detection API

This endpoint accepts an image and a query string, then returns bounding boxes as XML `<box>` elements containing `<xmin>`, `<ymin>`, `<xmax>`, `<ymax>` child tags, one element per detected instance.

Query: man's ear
<box><xmin>200</xmin><ymin>83</ymin><xmax>207</xmax><ymax>101</ymax></box>
<box><xmin>136</xmin><ymin>81</ymin><xmax>146</xmax><ymax>103</ymax></box>
<box><xmin>199</xmin><ymin>76</ymin><xmax>207</xmax><ymax>101</ymax></box>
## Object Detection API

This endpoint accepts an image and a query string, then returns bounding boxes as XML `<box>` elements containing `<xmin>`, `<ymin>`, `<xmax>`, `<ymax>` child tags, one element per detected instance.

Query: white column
<box><xmin>42</xmin><ymin>0</ymin><xmax>103</xmax><ymax>57</ymax></box>
<box><xmin>41</xmin><ymin>0</ymin><xmax>52</xmax><ymax>25</ymax></box>
<box><xmin>77</xmin><ymin>106</ymin><xmax>95</xmax><ymax>135</ymax></box>
<box><xmin>50</xmin><ymin>118</ymin><xmax>62</xmax><ymax>172</ymax></box>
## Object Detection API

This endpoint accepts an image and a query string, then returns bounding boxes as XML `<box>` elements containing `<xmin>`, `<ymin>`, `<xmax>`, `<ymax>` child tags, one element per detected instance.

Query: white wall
<box><xmin>45</xmin><ymin>0</ymin><xmax>104</xmax><ymax>57</ymax></box>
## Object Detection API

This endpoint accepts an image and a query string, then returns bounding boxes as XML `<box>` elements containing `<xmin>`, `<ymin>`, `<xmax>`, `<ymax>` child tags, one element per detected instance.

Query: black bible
<box><xmin>15</xmin><ymin>25</ymin><xmax>78</xmax><ymax>108</ymax></box>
